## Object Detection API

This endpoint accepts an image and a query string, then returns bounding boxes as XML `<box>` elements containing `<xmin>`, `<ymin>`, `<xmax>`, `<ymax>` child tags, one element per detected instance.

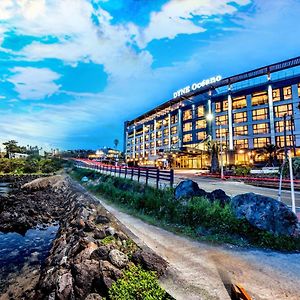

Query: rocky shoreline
<box><xmin>0</xmin><ymin>175</ymin><xmax>168</xmax><ymax>300</ymax></box>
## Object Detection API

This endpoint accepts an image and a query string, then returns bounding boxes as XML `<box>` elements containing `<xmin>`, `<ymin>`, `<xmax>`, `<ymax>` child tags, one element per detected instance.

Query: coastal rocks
<box><xmin>109</xmin><ymin>249</ymin><xmax>129</xmax><ymax>268</ymax></box>
<box><xmin>231</xmin><ymin>193</ymin><xmax>300</xmax><ymax>237</ymax></box>
<box><xmin>175</xmin><ymin>180</ymin><xmax>207</xmax><ymax>200</ymax></box>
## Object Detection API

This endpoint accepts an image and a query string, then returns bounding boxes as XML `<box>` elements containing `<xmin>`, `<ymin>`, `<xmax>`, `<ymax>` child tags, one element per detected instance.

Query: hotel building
<box><xmin>124</xmin><ymin>57</ymin><xmax>300</xmax><ymax>169</ymax></box>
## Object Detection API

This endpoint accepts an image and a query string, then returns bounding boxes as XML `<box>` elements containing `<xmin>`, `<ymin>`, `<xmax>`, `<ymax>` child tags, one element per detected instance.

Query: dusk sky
<box><xmin>0</xmin><ymin>0</ymin><xmax>300</xmax><ymax>151</ymax></box>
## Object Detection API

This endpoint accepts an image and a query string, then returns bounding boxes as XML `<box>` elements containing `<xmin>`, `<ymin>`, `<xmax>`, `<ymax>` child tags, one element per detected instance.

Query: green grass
<box><xmin>70</xmin><ymin>168</ymin><xmax>300</xmax><ymax>252</ymax></box>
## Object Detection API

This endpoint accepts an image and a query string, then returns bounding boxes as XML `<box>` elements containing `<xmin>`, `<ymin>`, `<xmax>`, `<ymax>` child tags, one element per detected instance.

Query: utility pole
<box><xmin>288</xmin><ymin>150</ymin><xmax>296</xmax><ymax>213</ymax></box>
<box><xmin>220</xmin><ymin>125</ymin><xmax>224</xmax><ymax>179</ymax></box>
<box><xmin>283</xmin><ymin>113</ymin><xmax>288</xmax><ymax>161</ymax></box>
<box><xmin>290</xmin><ymin>115</ymin><xmax>296</xmax><ymax>157</ymax></box>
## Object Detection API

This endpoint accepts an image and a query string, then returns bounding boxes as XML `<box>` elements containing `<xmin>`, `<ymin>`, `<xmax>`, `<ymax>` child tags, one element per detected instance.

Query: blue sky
<box><xmin>0</xmin><ymin>0</ymin><xmax>300</xmax><ymax>151</ymax></box>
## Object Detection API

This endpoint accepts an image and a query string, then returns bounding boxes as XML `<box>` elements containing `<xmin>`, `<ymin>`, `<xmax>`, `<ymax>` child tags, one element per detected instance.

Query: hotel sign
<box><xmin>173</xmin><ymin>75</ymin><xmax>222</xmax><ymax>98</ymax></box>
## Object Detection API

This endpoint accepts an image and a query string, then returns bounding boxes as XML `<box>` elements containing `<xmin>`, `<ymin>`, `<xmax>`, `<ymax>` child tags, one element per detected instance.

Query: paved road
<box><xmin>88</xmin><ymin>192</ymin><xmax>300</xmax><ymax>300</ymax></box>
<box><xmin>174</xmin><ymin>171</ymin><xmax>300</xmax><ymax>209</ymax></box>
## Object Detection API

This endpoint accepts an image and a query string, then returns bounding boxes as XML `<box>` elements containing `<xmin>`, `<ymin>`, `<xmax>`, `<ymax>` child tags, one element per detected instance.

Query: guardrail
<box><xmin>74</xmin><ymin>159</ymin><xmax>174</xmax><ymax>189</ymax></box>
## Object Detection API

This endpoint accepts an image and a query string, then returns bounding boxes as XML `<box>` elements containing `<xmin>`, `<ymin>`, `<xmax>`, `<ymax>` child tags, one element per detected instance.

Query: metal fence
<box><xmin>74</xmin><ymin>159</ymin><xmax>174</xmax><ymax>189</ymax></box>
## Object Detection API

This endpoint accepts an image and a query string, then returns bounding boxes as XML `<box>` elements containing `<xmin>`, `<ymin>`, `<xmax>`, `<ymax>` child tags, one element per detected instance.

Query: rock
<box><xmin>115</xmin><ymin>231</ymin><xmax>127</xmax><ymax>241</ymax></box>
<box><xmin>56</xmin><ymin>272</ymin><xmax>74</xmax><ymax>300</ymax></box>
<box><xmin>132</xmin><ymin>250</ymin><xmax>167</xmax><ymax>276</ymax></box>
<box><xmin>175</xmin><ymin>180</ymin><xmax>208</xmax><ymax>200</ymax></box>
<box><xmin>106</xmin><ymin>227</ymin><xmax>115</xmax><ymax>236</ymax></box>
<box><xmin>207</xmin><ymin>189</ymin><xmax>231</xmax><ymax>206</ymax></box>
<box><xmin>91</xmin><ymin>246</ymin><xmax>110</xmax><ymax>261</ymax></box>
<box><xmin>94</xmin><ymin>229</ymin><xmax>107</xmax><ymax>239</ymax></box>
<box><xmin>85</xmin><ymin>293</ymin><xmax>102</xmax><ymax>300</ymax></box>
<box><xmin>84</xmin><ymin>221</ymin><xmax>95</xmax><ymax>232</ymax></box>
<box><xmin>95</xmin><ymin>215</ymin><xmax>110</xmax><ymax>224</ymax></box>
<box><xmin>108</xmin><ymin>249</ymin><xmax>128</xmax><ymax>268</ymax></box>
<box><xmin>231</xmin><ymin>193</ymin><xmax>299</xmax><ymax>236</ymax></box>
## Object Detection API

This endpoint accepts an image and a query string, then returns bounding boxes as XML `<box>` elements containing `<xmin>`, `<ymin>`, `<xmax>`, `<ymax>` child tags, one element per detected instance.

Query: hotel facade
<box><xmin>124</xmin><ymin>57</ymin><xmax>300</xmax><ymax>169</ymax></box>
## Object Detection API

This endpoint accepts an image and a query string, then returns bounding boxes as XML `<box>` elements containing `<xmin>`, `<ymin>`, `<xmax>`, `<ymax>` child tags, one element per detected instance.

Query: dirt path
<box><xmin>82</xmin><ymin>189</ymin><xmax>300</xmax><ymax>300</ymax></box>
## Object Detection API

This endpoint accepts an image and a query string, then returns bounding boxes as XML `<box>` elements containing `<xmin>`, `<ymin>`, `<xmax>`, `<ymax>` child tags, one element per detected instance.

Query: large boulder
<box><xmin>175</xmin><ymin>180</ymin><xmax>208</xmax><ymax>200</ymax></box>
<box><xmin>207</xmin><ymin>189</ymin><xmax>231</xmax><ymax>206</ymax></box>
<box><xmin>231</xmin><ymin>193</ymin><xmax>300</xmax><ymax>237</ymax></box>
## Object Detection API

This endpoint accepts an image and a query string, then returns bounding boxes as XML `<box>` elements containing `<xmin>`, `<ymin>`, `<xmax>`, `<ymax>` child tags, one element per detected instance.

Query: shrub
<box><xmin>109</xmin><ymin>264</ymin><xmax>166</xmax><ymax>300</ymax></box>
<box><xmin>234</xmin><ymin>165</ymin><xmax>251</xmax><ymax>176</ymax></box>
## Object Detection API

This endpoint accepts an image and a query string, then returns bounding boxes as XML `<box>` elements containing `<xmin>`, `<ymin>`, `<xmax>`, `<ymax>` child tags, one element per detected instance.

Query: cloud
<box><xmin>7</xmin><ymin>67</ymin><xmax>61</xmax><ymax>100</ymax></box>
<box><xmin>137</xmin><ymin>0</ymin><xmax>251</xmax><ymax>47</ymax></box>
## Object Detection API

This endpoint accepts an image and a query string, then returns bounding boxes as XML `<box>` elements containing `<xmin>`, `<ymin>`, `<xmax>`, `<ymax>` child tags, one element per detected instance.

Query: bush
<box><xmin>109</xmin><ymin>264</ymin><xmax>166</xmax><ymax>300</ymax></box>
<box><xmin>234</xmin><ymin>165</ymin><xmax>251</xmax><ymax>176</ymax></box>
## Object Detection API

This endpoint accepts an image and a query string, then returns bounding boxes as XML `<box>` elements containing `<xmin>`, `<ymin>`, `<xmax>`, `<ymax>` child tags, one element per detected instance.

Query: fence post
<box><xmin>131</xmin><ymin>168</ymin><xmax>134</xmax><ymax>180</ymax></box>
<box><xmin>125</xmin><ymin>167</ymin><xmax>127</xmax><ymax>179</ymax></box>
<box><xmin>170</xmin><ymin>169</ymin><xmax>174</xmax><ymax>188</ymax></box>
<box><xmin>156</xmin><ymin>168</ymin><xmax>159</xmax><ymax>189</ymax></box>
<box><xmin>137</xmin><ymin>168</ymin><xmax>140</xmax><ymax>183</ymax></box>
<box><xmin>119</xmin><ymin>166</ymin><xmax>121</xmax><ymax>177</ymax></box>
<box><xmin>145</xmin><ymin>168</ymin><xmax>149</xmax><ymax>186</ymax></box>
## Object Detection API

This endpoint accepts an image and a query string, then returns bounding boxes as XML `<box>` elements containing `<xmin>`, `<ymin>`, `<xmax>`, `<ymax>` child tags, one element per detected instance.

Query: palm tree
<box><xmin>206</xmin><ymin>139</ymin><xmax>220</xmax><ymax>173</ymax></box>
<box><xmin>258</xmin><ymin>144</ymin><xmax>279</xmax><ymax>167</ymax></box>
<box><xmin>113</xmin><ymin>139</ymin><xmax>119</xmax><ymax>149</ymax></box>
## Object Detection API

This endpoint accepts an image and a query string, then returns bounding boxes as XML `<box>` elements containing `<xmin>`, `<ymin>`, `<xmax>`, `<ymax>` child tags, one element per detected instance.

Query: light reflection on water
<box><xmin>0</xmin><ymin>225</ymin><xmax>58</xmax><ymax>293</ymax></box>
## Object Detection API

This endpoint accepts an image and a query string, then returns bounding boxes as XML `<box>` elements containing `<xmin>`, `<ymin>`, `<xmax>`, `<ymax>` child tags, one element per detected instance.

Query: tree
<box><xmin>3</xmin><ymin>140</ymin><xmax>22</xmax><ymax>158</ymax></box>
<box><xmin>258</xmin><ymin>144</ymin><xmax>280</xmax><ymax>167</ymax></box>
<box><xmin>206</xmin><ymin>139</ymin><xmax>219</xmax><ymax>173</ymax></box>
<box><xmin>113</xmin><ymin>138</ymin><xmax>119</xmax><ymax>149</ymax></box>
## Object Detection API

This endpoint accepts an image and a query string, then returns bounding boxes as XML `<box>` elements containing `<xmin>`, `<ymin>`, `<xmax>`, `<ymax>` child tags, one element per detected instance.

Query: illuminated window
<box><xmin>156</xmin><ymin>131</ymin><xmax>162</xmax><ymax>138</ymax></box>
<box><xmin>232</xmin><ymin>96</ymin><xmax>247</xmax><ymax>110</ymax></box>
<box><xmin>183</xmin><ymin>134</ymin><xmax>192</xmax><ymax>143</ymax></box>
<box><xmin>183</xmin><ymin>122</ymin><xmax>192</xmax><ymax>132</ymax></box>
<box><xmin>275</xmin><ymin>120</ymin><xmax>294</xmax><ymax>132</ymax></box>
<box><xmin>283</xmin><ymin>86</ymin><xmax>292</xmax><ymax>100</ymax></box>
<box><xmin>150</xmin><ymin>142</ymin><xmax>155</xmax><ymax>148</ymax></box>
<box><xmin>171</xmin><ymin>115</ymin><xmax>178</xmax><ymax>124</ymax></box>
<box><xmin>254</xmin><ymin>137</ymin><xmax>270</xmax><ymax>148</ymax></box>
<box><xmin>163</xmin><ymin>138</ymin><xmax>169</xmax><ymax>146</ymax></box>
<box><xmin>150</xmin><ymin>124</ymin><xmax>154</xmax><ymax>131</ymax></box>
<box><xmin>150</xmin><ymin>132</ymin><xmax>155</xmax><ymax>140</ymax></box>
<box><xmin>144</xmin><ymin>126</ymin><xmax>150</xmax><ymax>133</ymax></box>
<box><xmin>274</xmin><ymin>104</ymin><xmax>293</xmax><ymax>118</ymax></box>
<box><xmin>183</xmin><ymin>109</ymin><xmax>192</xmax><ymax>121</ymax></box>
<box><xmin>252</xmin><ymin>108</ymin><xmax>268</xmax><ymax>120</ymax></box>
<box><xmin>215</xmin><ymin>102</ymin><xmax>221</xmax><ymax>113</ymax></box>
<box><xmin>298</xmin><ymin>83</ymin><xmax>300</xmax><ymax>97</ymax></box>
<box><xmin>223</xmin><ymin>100</ymin><xmax>228</xmax><ymax>111</ymax></box>
<box><xmin>234</xmin><ymin>125</ymin><xmax>248</xmax><ymax>136</ymax></box>
<box><xmin>171</xmin><ymin>126</ymin><xmax>177</xmax><ymax>135</ymax></box>
<box><xmin>197</xmin><ymin>105</ymin><xmax>205</xmax><ymax>117</ymax></box>
<box><xmin>216</xmin><ymin>128</ymin><xmax>227</xmax><ymax>138</ymax></box>
<box><xmin>196</xmin><ymin>119</ymin><xmax>206</xmax><ymax>129</ymax></box>
<box><xmin>234</xmin><ymin>112</ymin><xmax>247</xmax><ymax>123</ymax></box>
<box><xmin>197</xmin><ymin>131</ymin><xmax>206</xmax><ymax>141</ymax></box>
<box><xmin>234</xmin><ymin>139</ymin><xmax>248</xmax><ymax>149</ymax></box>
<box><xmin>156</xmin><ymin>120</ymin><xmax>163</xmax><ymax>129</ymax></box>
<box><xmin>272</xmin><ymin>88</ymin><xmax>280</xmax><ymax>101</ymax></box>
<box><xmin>156</xmin><ymin>140</ymin><xmax>162</xmax><ymax>147</ymax></box>
<box><xmin>216</xmin><ymin>115</ymin><xmax>228</xmax><ymax>125</ymax></box>
<box><xmin>253</xmin><ymin>123</ymin><xmax>269</xmax><ymax>134</ymax></box>
<box><xmin>276</xmin><ymin>135</ymin><xmax>293</xmax><ymax>147</ymax></box>
<box><xmin>251</xmin><ymin>91</ymin><xmax>268</xmax><ymax>106</ymax></box>
<box><xmin>171</xmin><ymin>137</ymin><xmax>178</xmax><ymax>145</ymax></box>
<box><xmin>145</xmin><ymin>143</ymin><xmax>149</xmax><ymax>149</ymax></box>
<box><xmin>163</xmin><ymin>117</ymin><xmax>169</xmax><ymax>126</ymax></box>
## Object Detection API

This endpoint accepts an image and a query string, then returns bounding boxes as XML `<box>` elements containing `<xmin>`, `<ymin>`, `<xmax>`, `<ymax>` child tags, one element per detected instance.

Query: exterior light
<box><xmin>206</xmin><ymin>113</ymin><xmax>213</xmax><ymax>121</ymax></box>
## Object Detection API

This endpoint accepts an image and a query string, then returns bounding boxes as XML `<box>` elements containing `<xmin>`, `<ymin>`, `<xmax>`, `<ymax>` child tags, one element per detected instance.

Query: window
<box><xmin>183</xmin><ymin>122</ymin><xmax>192</xmax><ymax>132</ymax></box>
<box><xmin>274</xmin><ymin>104</ymin><xmax>293</xmax><ymax>118</ymax></box>
<box><xmin>197</xmin><ymin>105</ymin><xmax>205</xmax><ymax>117</ymax></box>
<box><xmin>163</xmin><ymin>128</ymin><xmax>169</xmax><ymax>136</ymax></box>
<box><xmin>163</xmin><ymin>138</ymin><xmax>169</xmax><ymax>146</ymax></box>
<box><xmin>216</xmin><ymin>128</ymin><xmax>227</xmax><ymax>139</ymax></box>
<box><xmin>156</xmin><ymin>140</ymin><xmax>162</xmax><ymax>147</ymax></box>
<box><xmin>234</xmin><ymin>139</ymin><xmax>248</xmax><ymax>149</ymax></box>
<box><xmin>254</xmin><ymin>137</ymin><xmax>270</xmax><ymax>148</ymax></box>
<box><xmin>253</xmin><ymin>123</ymin><xmax>269</xmax><ymax>134</ymax></box>
<box><xmin>145</xmin><ymin>143</ymin><xmax>149</xmax><ymax>149</ymax></box>
<box><xmin>163</xmin><ymin>117</ymin><xmax>169</xmax><ymax>126</ymax></box>
<box><xmin>197</xmin><ymin>131</ymin><xmax>206</xmax><ymax>141</ymax></box>
<box><xmin>216</xmin><ymin>115</ymin><xmax>228</xmax><ymax>125</ymax></box>
<box><xmin>183</xmin><ymin>134</ymin><xmax>192</xmax><ymax>143</ymax></box>
<box><xmin>251</xmin><ymin>91</ymin><xmax>268</xmax><ymax>106</ymax></box>
<box><xmin>215</xmin><ymin>102</ymin><xmax>221</xmax><ymax>113</ymax></box>
<box><xmin>144</xmin><ymin>125</ymin><xmax>150</xmax><ymax>133</ymax></box>
<box><xmin>150</xmin><ymin>142</ymin><xmax>155</xmax><ymax>148</ymax></box>
<box><xmin>171</xmin><ymin>136</ymin><xmax>178</xmax><ymax>145</ymax></box>
<box><xmin>223</xmin><ymin>100</ymin><xmax>228</xmax><ymax>111</ymax></box>
<box><xmin>234</xmin><ymin>112</ymin><xmax>247</xmax><ymax>123</ymax></box>
<box><xmin>234</xmin><ymin>125</ymin><xmax>248</xmax><ymax>136</ymax></box>
<box><xmin>276</xmin><ymin>135</ymin><xmax>293</xmax><ymax>147</ymax></box>
<box><xmin>232</xmin><ymin>96</ymin><xmax>247</xmax><ymax>110</ymax></box>
<box><xmin>275</xmin><ymin>120</ymin><xmax>294</xmax><ymax>132</ymax></box>
<box><xmin>298</xmin><ymin>83</ymin><xmax>300</xmax><ymax>98</ymax></box>
<box><xmin>171</xmin><ymin>126</ymin><xmax>177</xmax><ymax>135</ymax></box>
<box><xmin>252</xmin><ymin>108</ymin><xmax>268</xmax><ymax>120</ymax></box>
<box><xmin>283</xmin><ymin>86</ymin><xmax>292</xmax><ymax>100</ymax></box>
<box><xmin>156</xmin><ymin>131</ymin><xmax>162</xmax><ymax>138</ymax></box>
<box><xmin>156</xmin><ymin>120</ymin><xmax>163</xmax><ymax>129</ymax></box>
<box><xmin>150</xmin><ymin>132</ymin><xmax>155</xmax><ymax>140</ymax></box>
<box><xmin>183</xmin><ymin>109</ymin><xmax>192</xmax><ymax>121</ymax></box>
<box><xmin>171</xmin><ymin>115</ymin><xmax>178</xmax><ymax>124</ymax></box>
<box><xmin>196</xmin><ymin>119</ymin><xmax>206</xmax><ymax>129</ymax></box>
<box><xmin>272</xmin><ymin>88</ymin><xmax>280</xmax><ymax>101</ymax></box>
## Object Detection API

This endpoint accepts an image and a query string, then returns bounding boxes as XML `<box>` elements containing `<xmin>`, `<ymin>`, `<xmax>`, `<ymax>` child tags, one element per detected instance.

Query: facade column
<box><xmin>178</xmin><ymin>108</ymin><xmax>183</xmax><ymax>148</ymax></box>
<box><xmin>168</xmin><ymin>113</ymin><xmax>171</xmax><ymax>150</ymax></box>
<box><xmin>133</xmin><ymin>126</ymin><xmax>136</xmax><ymax>162</ymax></box>
<box><xmin>291</xmin><ymin>84</ymin><xmax>299</xmax><ymax>149</ymax></box>
<box><xmin>246</xmin><ymin>95</ymin><xmax>254</xmax><ymax>149</ymax></box>
<box><xmin>142</xmin><ymin>124</ymin><xmax>145</xmax><ymax>158</ymax></box>
<box><xmin>267</xmin><ymin>84</ymin><xmax>276</xmax><ymax>145</ymax></box>
<box><xmin>154</xmin><ymin>119</ymin><xmax>157</xmax><ymax>156</ymax></box>
<box><xmin>227</xmin><ymin>93</ymin><xmax>234</xmax><ymax>150</ymax></box>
